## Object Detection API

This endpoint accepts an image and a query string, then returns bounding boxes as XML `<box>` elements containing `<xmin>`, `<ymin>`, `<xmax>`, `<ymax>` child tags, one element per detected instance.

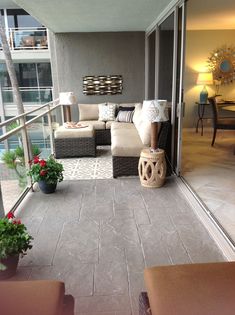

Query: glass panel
<box><xmin>147</xmin><ymin>30</ymin><xmax>156</xmax><ymax>99</ymax></box>
<box><xmin>0</xmin><ymin>127</ymin><xmax>27</xmax><ymax>214</ymax></box>
<box><xmin>26</xmin><ymin>116</ymin><xmax>52</xmax><ymax>159</ymax></box>
<box><xmin>181</xmin><ymin>0</ymin><xmax>235</xmax><ymax>244</ymax></box>
<box><xmin>11</xmin><ymin>29</ymin><xmax>48</xmax><ymax>50</ymax></box>
<box><xmin>6</xmin><ymin>9</ymin><xmax>43</xmax><ymax>28</ymax></box>
<box><xmin>2</xmin><ymin>88</ymin><xmax>52</xmax><ymax>104</ymax></box>
<box><xmin>37</xmin><ymin>63</ymin><xmax>52</xmax><ymax>86</ymax></box>
<box><xmin>158</xmin><ymin>13</ymin><xmax>174</xmax><ymax>101</ymax></box>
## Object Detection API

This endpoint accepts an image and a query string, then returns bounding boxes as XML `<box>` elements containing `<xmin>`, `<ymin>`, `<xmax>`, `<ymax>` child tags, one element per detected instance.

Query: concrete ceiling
<box><xmin>1</xmin><ymin>0</ymin><xmax>235</xmax><ymax>32</ymax></box>
<box><xmin>0</xmin><ymin>0</ymin><xmax>19</xmax><ymax>9</ymax></box>
<box><xmin>12</xmin><ymin>0</ymin><xmax>171</xmax><ymax>33</ymax></box>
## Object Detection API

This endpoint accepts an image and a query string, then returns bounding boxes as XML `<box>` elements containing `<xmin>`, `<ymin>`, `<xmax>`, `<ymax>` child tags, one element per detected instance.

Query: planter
<box><xmin>38</xmin><ymin>180</ymin><xmax>57</xmax><ymax>194</ymax></box>
<box><xmin>0</xmin><ymin>255</ymin><xmax>19</xmax><ymax>280</ymax></box>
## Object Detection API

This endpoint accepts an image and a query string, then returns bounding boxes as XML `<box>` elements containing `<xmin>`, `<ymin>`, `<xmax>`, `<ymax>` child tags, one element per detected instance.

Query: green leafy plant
<box><xmin>0</xmin><ymin>212</ymin><xmax>33</xmax><ymax>270</ymax></box>
<box><xmin>1</xmin><ymin>145</ymin><xmax>41</xmax><ymax>187</ymax></box>
<box><xmin>28</xmin><ymin>156</ymin><xmax>64</xmax><ymax>184</ymax></box>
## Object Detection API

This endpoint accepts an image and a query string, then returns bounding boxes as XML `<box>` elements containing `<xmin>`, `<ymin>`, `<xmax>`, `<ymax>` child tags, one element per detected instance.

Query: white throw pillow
<box><xmin>133</xmin><ymin>103</ymin><xmax>151</xmax><ymax>145</ymax></box>
<box><xmin>98</xmin><ymin>103</ymin><xmax>116</xmax><ymax>121</ymax></box>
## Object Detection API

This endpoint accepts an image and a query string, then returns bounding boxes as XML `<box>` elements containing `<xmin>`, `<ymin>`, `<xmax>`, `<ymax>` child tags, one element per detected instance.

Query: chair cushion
<box><xmin>0</xmin><ymin>280</ymin><xmax>65</xmax><ymax>315</ymax></box>
<box><xmin>111</xmin><ymin>121</ymin><xmax>136</xmax><ymax>130</ymax></box>
<box><xmin>78</xmin><ymin>104</ymin><xmax>99</xmax><ymax>120</ymax></box>
<box><xmin>78</xmin><ymin>120</ymin><xmax>105</xmax><ymax>130</ymax></box>
<box><xmin>144</xmin><ymin>262</ymin><xmax>235</xmax><ymax>315</ymax></box>
<box><xmin>111</xmin><ymin>127</ymin><xmax>144</xmax><ymax>157</ymax></box>
<box><xmin>55</xmin><ymin>125</ymin><xmax>94</xmax><ymax>138</ymax></box>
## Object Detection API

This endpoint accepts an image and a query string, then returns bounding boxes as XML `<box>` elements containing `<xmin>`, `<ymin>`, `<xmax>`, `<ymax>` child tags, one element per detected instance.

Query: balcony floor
<box><xmin>13</xmin><ymin>177</ymin><xmax>225</xmax><ymax>315</ymax></box>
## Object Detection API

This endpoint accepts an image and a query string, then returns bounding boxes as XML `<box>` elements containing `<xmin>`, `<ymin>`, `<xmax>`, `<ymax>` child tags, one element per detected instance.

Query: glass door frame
<box><xmin>145</xmin><ymin>0</ymin><xmax>187</xmax><ymax>175</ymax></box>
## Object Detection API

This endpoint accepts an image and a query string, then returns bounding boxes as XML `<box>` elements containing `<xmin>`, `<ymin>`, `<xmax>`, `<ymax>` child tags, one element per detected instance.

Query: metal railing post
<box><xmin>19</xmin><ymin>116</ymin><xmax>32</xmax><ymax>187</ymax></box>
<box><xmin>47</xmin><ymin>103</ymin><xmax>54</xmax><ymax>154</ymax></box>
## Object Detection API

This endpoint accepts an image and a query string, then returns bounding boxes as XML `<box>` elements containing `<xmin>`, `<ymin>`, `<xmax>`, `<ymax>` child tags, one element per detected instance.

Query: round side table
<box><xmin>138</xmin><ymin>148</ymin><xmax>166</xmax><ymax>188</ymax></box>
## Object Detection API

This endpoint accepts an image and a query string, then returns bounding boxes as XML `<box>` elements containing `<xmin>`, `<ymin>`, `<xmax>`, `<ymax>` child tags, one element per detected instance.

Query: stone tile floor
<box><xmin>13</xmin><ymin>177</ymin><xmax>225</xmax><ymax>315</ymax></box>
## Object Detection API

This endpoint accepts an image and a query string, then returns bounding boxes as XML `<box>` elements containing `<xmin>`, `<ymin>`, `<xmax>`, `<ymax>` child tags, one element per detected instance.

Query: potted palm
<box><xmin>28</xmin><ymin>156</ymin><xmax>64</xmax><ymax>194</ymax></box>
<box><xmin>0</xmin><ymin>212</ymin><xmax>33</xmax><ymax>279</ymax></box>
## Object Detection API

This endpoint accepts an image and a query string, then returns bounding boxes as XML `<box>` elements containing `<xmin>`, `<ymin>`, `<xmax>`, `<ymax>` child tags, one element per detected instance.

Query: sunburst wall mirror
<box><xmin>207</xmin><ymin>45</ymin><xmax>235</xmax><ymax>84</ymax></box>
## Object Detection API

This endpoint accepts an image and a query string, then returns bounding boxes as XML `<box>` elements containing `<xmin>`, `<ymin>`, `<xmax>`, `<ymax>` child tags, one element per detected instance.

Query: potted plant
<box><xmin>0</xmin><ymin>212</ymin><xmax>33</xmax><ymax>279</ymax></box>
<box><xmin>28</xmin><ymin>156</ymin><xmax>64</xmax><ymax>194</ymax></box>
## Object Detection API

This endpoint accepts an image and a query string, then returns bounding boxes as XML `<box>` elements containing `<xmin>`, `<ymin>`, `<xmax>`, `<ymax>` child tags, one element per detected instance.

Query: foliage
<box><xmin>0</xmin><ymin>212</ymin><xmax>33</xmax><ymax>270</ymax></box>
<box><xmin>1</xmin><ymin>145</ymin><xmax>41</xmax><ymax>184</ymax></box>
<box><xmin>28</xmin><ymin>156</ymin><xmax>64</xmax><ymax>185</ymax></box>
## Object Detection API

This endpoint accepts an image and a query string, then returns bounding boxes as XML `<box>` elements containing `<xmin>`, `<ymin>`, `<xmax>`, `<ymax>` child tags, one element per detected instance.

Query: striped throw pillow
<box><xmin>116</xmin><ymin>110</ymin><xmax>134</xmax><ymax>123</ymax></box>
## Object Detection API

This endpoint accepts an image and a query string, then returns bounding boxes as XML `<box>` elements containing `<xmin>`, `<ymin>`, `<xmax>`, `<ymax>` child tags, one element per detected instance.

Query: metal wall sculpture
<box><xmin>83</xmin><ymin>75</ymin><xmax>123</xmax><ymax>95</ymax></box>
<box><xmin>207</xmin><ymin>45</ymin><xmax>235</xmax><ymax>84</ymax></box>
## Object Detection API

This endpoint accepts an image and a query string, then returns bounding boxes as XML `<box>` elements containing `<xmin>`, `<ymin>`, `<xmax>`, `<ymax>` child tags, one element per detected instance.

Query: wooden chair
<box><xmin>208</xmin><ymin>97</ymin><xmax>235</xmax><ymax>146</ymax></box>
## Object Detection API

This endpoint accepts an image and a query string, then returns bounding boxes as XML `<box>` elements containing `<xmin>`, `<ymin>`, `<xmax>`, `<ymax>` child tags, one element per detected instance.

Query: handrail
<box><xmin>0</xmin><ymin>102</ymin><xmax>60</xmax><ymax>142</ymax></box>
<box><xmin>0</xmin><ymin>99</ymin><xmax>59</xmax><ymax>129</ymax></box>
<box><xmin>2</xmin><ymin>87</ymin><xmax>52</xmax><ymax>90</ymax></box>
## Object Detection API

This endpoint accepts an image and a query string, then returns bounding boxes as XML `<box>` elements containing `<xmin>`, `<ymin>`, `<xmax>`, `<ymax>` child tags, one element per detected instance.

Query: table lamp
<box><xmin>196</xmin><ymin>72</ymin><xmax>213</xmax><ymax>103</ymax></box>
<box><xmin>142</xmin><ymin>99</ymin><xmax>169</xmax><ymax>151</ymax></box>
<box><xmin>59</xmin><ymin>92</ymin><xmax>77</xmax><ymax>122</ymax></box>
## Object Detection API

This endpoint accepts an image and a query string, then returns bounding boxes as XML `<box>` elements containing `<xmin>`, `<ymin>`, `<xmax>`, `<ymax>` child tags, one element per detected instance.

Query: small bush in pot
<box><xmin>0</xmin><ymin>212</ymin><xmax>33</xmax><ymax>279</ymax></box>
<box><xmin>28</xmin><ymin>156</ymin><xmax>64</xmax><ymax>193</ymax></box>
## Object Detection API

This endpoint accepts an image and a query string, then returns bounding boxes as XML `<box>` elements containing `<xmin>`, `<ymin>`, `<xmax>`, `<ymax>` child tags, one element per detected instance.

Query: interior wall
<box><xmin>184</xmin><ymin>29</ymin><xmax>235</xmax><ymax>128</ymax></box>
<box><xmin>49</xmin><ymin>31</ymin><xmax>145</xmax><ymax>120</ymax></box>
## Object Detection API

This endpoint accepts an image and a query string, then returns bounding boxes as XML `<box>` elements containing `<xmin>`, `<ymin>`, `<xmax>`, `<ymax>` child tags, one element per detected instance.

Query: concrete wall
<box><xmin>184</xmin><ymin>29</ymin><xmax>235</xmax><ymax>128</ymax></box>
<box><xmin>50</xmin><ymin>31</ymin><xmax>145</xmax><ymax>120</ymax></box>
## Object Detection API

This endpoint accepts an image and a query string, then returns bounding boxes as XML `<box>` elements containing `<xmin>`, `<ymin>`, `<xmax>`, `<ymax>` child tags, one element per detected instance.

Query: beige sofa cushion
<box><xmin>111</xmin><ymin>121</ymin><xmax>136</xmax><ymax>130</ymax></box>
<box><xmin>55</xmin><ymin>125</ymin><xmax>94</xmax><ymax>138</ymax></box>
<box><xmin>79</xmin><ymin>120</ymin><xmax>105</xmax><ymax>130</ymax></box>
<box><xmin>133</xmin><ymin>103</ymin><xmax>151</xmax><ymax>146</ymax></box>
<box><xmin>78</xmin><ymin>104</ymin><xmax>99</xmax><ymax>120</ymax></box>
<box><xmin>111</xmin><ymin>127</ymin><xmax>144</xmax><ymax>157</ymax></box>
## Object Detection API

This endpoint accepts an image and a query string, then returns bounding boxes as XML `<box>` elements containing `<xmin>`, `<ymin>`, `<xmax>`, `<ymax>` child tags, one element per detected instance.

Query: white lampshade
<box><xmin>59</xmin><ymin>92</ymin><xmax>77</xmax><ymax>105</ymax></box>
<box><xmin>196</xmin><ymin>72</ymin><xmax>213</xmax><ymax>85</ymax></box>
<box><xmin>143</xmin><ymin>100</ymin><xmax>169</xmax><ymax>123</ymax></box>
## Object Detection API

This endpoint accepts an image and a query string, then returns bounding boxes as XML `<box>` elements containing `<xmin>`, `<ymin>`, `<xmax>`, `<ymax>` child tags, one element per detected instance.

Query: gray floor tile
<box><xmin>14</xmin><ymin>177</ymin><xmax>225</xmax><ymax>315</ymax></box>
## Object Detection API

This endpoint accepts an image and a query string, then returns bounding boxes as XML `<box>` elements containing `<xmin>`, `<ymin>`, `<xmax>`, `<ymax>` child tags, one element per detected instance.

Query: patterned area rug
<box><xmin>58</xmin><ymin>146</ymin><xmax>112</xmax><ymax>180</ymax></box>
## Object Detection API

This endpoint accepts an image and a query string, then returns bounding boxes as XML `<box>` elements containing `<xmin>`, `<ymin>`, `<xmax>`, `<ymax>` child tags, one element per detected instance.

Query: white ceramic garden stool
<box><xmin>138</xmin><ymin>148</ymin><xmax>166</xmax><ymax>188</ymax></box>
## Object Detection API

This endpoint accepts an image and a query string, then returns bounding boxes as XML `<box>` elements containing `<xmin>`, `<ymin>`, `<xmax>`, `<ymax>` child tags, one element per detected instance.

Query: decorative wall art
<box><xmin>83</xmin><ymin>75</ymin><xmax>123</xmax><ymax>95</ymax></box>
<box><xmin>207</xmin><ymin>45</ymin><xmax>235</xmax><ymax>84</ymax></box>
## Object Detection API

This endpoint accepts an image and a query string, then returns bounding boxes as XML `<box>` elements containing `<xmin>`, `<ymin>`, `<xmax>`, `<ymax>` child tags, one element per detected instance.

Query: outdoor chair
<box><xmin>208</xmin><ymin>96</ymin><xmax>235</xmax><ymax>146</ymax></box>
<box><xmin>0</xmin><ymin>280</ymin><xmax>74</xmax><ymax>315</ymax></box>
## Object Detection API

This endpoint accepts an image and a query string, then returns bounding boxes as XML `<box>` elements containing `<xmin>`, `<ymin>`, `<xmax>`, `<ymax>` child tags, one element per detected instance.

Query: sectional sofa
<box><xmin>78</xmin><ymin>102</ymin><xmax>171</xmax><ymax>177</ymax></box>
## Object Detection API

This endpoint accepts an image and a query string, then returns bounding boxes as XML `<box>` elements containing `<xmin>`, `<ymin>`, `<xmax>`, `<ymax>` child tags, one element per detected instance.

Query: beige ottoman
<box><xmin>54</xmin><ymin>125</ymin><xmax>96</xmax><ymax>158</ymax></box>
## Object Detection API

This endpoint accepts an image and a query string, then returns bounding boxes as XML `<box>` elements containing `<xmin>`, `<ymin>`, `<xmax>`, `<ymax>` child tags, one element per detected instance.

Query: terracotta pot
<box><xmin>0</xmin><ymin>255</ymin><xmax>19</xmax><ymax>280</ymax></box>
<box><xmin>38</xmin><ymin>180</ymin><xmax>57</xmax><ymax>194</ymax></box>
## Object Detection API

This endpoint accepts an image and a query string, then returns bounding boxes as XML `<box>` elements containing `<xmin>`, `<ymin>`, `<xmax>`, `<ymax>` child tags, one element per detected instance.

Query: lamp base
<box><xmin>199</xmin><ymin>86</ymin><xmax>208</xmax><ymax>103</ymax></box>
<box><xmin>63</xmin><ymin>105</ymin><xmax>72</xmax><ymax>122</ymax></box>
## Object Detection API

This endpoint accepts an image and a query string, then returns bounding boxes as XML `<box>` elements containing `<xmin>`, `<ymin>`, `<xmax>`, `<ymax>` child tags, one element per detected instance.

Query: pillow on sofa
<box><xmin>99</xmin><ymin>103</ymin><xmax>116</xmax><ymax>121</ymax></box>
<box><xmin>133</xmin><ymin>103</ymin><xmax>151</xmax><ymax>146</ymax></box>
<box><xmin>116</xmin><ymin>110</ymin><xmax>134</xmax><ymax>123</ymax></box>
<box><xmin>78</xmin><ymin>104</ymin><xmax>99</xmax><ymax>121</ymax></box>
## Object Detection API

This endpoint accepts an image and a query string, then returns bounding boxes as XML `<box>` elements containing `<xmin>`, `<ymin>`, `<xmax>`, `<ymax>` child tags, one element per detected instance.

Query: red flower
<box><xmin>39</xmin><ymin>159</ymin><xmax>47</xmax><ymax>167</ymax></box>
<box><xmin>40</xmin><ymin>170</ymin><xmax>47</xmax><ymax>176</ymax></box>
<box><xmin>33</xmin><ymin>156</ymin><xmax>40</xmax><ymax>164</ymax></box>
<box><xmin>13</xmin><ymin>219</ymin><xmax>21</xmax><ymax>225</ymax></box>
<box><xmin>7</xmin><ymin>212</ymin><xmax>14</xmax><ymax>219</ymax></box>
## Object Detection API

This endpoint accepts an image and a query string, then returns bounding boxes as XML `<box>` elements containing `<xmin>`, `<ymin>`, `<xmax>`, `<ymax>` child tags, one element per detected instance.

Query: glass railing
<box><xmin>9</xmin><ymin>27</ymin><xmax>48</xmax><ymax>50</ymax></box>
<box><xmin>0</xmin><ymin>99</ymin><xmax>61</xmax><ymax>216</ymax></box>
<box><xmin>0</xmin><ymin>27</ymin><xmax>48</xmax><ymax>51</ymax></box>
<box><xmin>2</xmin><ymin>87</ymin><xmax>53</xmax><ymax>104</ymax></box>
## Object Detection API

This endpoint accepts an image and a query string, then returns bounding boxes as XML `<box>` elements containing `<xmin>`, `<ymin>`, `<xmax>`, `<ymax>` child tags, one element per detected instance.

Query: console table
<box><xmin>195</xmin><ymin>102</ymin><xmax>210</xmax><ymax>136</ymax></box>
